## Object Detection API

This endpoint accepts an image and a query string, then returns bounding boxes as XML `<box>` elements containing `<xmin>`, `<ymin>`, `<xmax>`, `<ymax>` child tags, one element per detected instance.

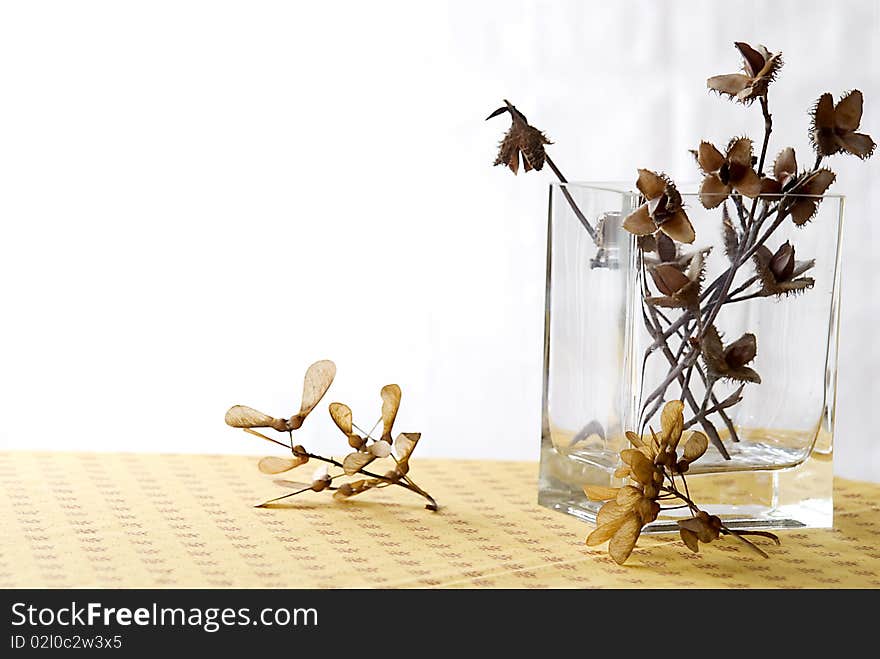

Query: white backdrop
<box><xmin>1</xmin><ymin>1</ymin><xmax>877</xmax><ymax>480</ymax></box>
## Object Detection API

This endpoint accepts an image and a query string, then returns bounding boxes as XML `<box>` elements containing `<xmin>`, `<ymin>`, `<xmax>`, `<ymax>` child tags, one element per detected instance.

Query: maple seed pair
<box><xmin>224</xmin><ymin>360</ymin><xmax>437</xmax><ymax>510</ymax></box>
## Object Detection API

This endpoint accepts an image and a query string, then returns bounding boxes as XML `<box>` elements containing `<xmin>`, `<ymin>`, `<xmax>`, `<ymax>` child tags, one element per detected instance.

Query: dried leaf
<box><xmin>380</xmin><ymin>384</ymin><xmax>401</xmax><ymax>441</ymax></box>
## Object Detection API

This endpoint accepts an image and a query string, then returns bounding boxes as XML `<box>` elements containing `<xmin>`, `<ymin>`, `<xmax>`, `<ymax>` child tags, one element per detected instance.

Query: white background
<box><xmin>1</xmin><ymin>1</ymin><xmax>877</xmax><ymax>480</ymax></box>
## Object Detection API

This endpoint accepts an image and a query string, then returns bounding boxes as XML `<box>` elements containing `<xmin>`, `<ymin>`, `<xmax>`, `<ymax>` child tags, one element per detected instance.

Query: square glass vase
<box><xmin>539</xmin><ymin>182</ymin><xmax>842</xmax><ymax>532</ymax></box>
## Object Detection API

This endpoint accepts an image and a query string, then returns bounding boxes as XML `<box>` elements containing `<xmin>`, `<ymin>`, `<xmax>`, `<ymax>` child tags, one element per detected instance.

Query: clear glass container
<box><xmin>539</xmin><ymin>182</ymin><xmax>842</xmax><ymax>532</ymax></box>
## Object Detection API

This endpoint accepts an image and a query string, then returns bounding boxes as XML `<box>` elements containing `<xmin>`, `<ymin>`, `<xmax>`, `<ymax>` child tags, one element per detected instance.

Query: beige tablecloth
<box><xmin>1</xmin><ymin>451</ymin><xmax>878</xmax><ymax>588</ymax></box>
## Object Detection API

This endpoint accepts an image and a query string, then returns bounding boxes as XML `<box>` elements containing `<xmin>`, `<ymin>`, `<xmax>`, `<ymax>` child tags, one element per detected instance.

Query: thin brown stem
<box><xmin>642</xmin><ymin>303</ymin><xmax>729</xmax><ymax>458</ymax></box>
<box><xmin>544</xmin><ymin>155</ymin><xmax>599</xmax><ymax>243</ymax></box>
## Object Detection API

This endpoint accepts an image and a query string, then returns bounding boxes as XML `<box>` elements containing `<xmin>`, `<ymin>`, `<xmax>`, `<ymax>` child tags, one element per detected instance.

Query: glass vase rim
<box><xmin>550</xmin><ymin>180</ymin><xmax>844</xmax><ymax>200</ymax></box>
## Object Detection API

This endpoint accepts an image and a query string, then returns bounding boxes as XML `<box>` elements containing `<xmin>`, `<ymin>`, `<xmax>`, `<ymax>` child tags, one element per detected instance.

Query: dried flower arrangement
<box><xmin>488</xmin><ymin>42</ymin><xmax>874</xmax><ymax>563</ymax></box>
<box><xmin>225</xmin><ymin>360</ymin><xmax>438</xmax><ymax>510</ymax></box>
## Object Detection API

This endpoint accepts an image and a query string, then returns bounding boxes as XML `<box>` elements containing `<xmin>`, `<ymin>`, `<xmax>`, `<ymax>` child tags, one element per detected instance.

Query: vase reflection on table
<box><xmin>538</xmin><ymin>182</ymin><xmax>842</xmax><ymax>532</ymax></box>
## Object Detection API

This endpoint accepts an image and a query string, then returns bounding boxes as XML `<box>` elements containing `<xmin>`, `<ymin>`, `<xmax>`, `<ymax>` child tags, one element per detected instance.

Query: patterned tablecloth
<box><xmin>1</xmin><ymin>451</ymin><xmax>878</xmax><ymax>588</ymax></box>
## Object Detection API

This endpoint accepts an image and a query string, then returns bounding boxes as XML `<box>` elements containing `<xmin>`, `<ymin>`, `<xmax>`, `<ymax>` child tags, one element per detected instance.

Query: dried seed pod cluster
<box><xmin>488</xmin><ymin>40</ymin><xmax>873</xmax><ymax>564</ymax></box>
<box><xmin>586</xmin><ymin>401</ymin><xmax>779</xmax><ymax>565</ymax></box>
<box><xmin>225</xmin><ymin>360</ymin><xmax>437</xmax><ymax>511</ymax></box>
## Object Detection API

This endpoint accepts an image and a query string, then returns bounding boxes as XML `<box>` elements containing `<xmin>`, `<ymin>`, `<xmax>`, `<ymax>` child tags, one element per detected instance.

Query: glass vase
<box><xmin>539</xmin><ymin>182</ymin><xmax>842</xmax><ymax>531</ymax></box>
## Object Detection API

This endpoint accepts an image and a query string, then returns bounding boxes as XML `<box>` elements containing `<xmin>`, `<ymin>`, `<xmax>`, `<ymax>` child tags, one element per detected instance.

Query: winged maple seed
<box><xmin>225</xmin><ymin>359</ymin><xmax>336</xmax><ymax>435</ymax></box>
<box><xmin>226</xmin><ymin>370</ymin><xmax>438</xmax><ymax>511</ymax></box>
<box><xmin>585</xmin><ymin>401</ymin><xmax>779</xmax><ymax>564</ymax></box>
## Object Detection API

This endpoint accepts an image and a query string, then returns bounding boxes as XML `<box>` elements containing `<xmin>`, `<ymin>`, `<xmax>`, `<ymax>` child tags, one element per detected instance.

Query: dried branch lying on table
<box><xmin>225</xmin><ymin>359</ymin><xmax>438</xmax><ymax>511</ymax></box>
<box><xmin>488</xmin><ymin>41</ymin><xmax>874</xmax><ymax>563</ymax></box>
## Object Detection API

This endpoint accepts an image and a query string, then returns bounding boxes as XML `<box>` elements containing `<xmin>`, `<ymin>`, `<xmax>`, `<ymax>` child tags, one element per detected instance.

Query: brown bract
<box><xmin>696</xmin><ymin>138</ymin><xmax>762</xmax><ymax>208</ymax></box>
<box><xmin>760</xmin><ymin>147</ymin><xmax>798</xmax><ymax>195</ymax></box>
<box><xmin>707</xmin><ymin>42</ymin><xmax>782</xmax><ymax>104</ymax></box>
<box><xmin>811</xmin><ymin>90</ymin><xmax>875</xmax><ymax>159</ymax></box>
<box><xmin>701</xmin><ymin>326</ymin><xmax>761</xmax><ymax>384</ymax></box>
<box><xmin>753</xmin><ymin>243</ymin><xmax>815</xmax><ymax>297</ymax></box>
<box><xmin>790</xmin><ymin>169</ymin><xmax>836</xmax><ymax>226</ymax></box>
<box><xmin>760</xmin><ymin>148</ymin><xmax>837</xmax><ymax>225</ymax></box>
<box><xmin>646</xmin><ymin>250</ymin><xmax>706</xmax><ymax>310</ymax></box>
<box><xmin>623</xmin><ymin>169</ymin><xmax>695</xmax><ymax>244</ymax></box>
<box><xmin>489</xmin><ymin>100</ymin><xmax>552</xmax><ymax>174</ymax></box>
